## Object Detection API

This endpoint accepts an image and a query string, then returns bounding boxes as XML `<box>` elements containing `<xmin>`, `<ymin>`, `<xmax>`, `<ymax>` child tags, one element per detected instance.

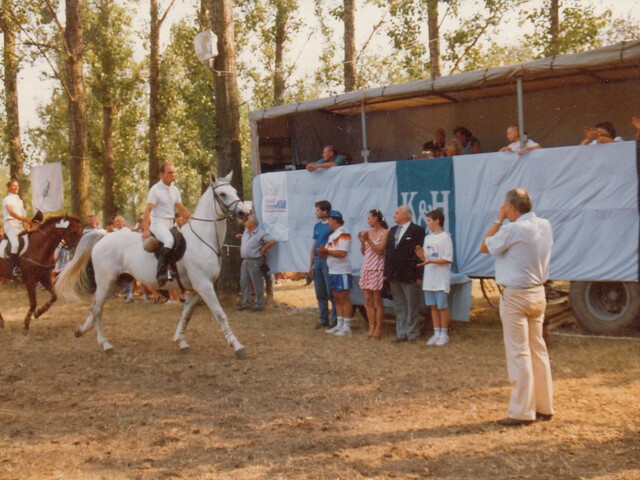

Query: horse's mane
<box><xmin>37</xmin><ymin>214</ymin><xmax>82</xmax><ymax>229</ymax></box>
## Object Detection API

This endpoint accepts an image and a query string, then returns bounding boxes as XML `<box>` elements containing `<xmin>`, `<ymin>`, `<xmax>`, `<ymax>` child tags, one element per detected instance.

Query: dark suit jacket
<box><xmin>384</xmin><ymin>222</ymin><xmax>426</xmax><ymax>284</ymax></box>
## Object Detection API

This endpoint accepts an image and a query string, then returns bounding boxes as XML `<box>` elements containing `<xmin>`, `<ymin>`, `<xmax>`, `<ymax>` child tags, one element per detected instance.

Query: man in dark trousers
<box><xmin>384</xmin><ymin>205</ymin><xmax>426</xmax><ymax>343</ymax></box>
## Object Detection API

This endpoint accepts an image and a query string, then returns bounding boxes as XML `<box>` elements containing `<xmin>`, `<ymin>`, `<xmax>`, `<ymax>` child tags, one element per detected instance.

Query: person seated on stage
<box><xmin>580</xmin><ymin>121</ymin><xmax>623</xmax><ymax>145</ymax></box>
<box><xmin>452</xmin><ymin>126</ymin><xmax>481</xmax><ymax>155</ymax></box>
<box><xmin>499</xmin><ymin>125</ymin><xmax>541</xmax><ymax>155</ymax></box>
<box><xmin>418</xmin><ymin>141</ymin><xmax>437</xmax><ymax>159</ymax></box>
<box><xmin>632</xmin><ymin>116</ymin><xmax>640</xmax><ymax>141</ymax></box>
<box><xmin>432</xmin><ymin>128</ymin><xmax>447</xmax><ymax>157</ymax></box>
<box><xmin>306</xmin><ymin>145</ymin><xmax>348</xmax><ymax>172</ymax></box>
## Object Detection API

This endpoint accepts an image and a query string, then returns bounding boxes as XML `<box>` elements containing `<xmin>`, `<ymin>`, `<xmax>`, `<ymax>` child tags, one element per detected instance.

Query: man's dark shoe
<box><xmin>393</xmin><ymin>337</ymin><xmax>407</xmax><ymax>344</ymax></box>
<box><xmin>314</xmin><ymin>322</ymin><xmax>327</xmax><ymax>330</ymax></box>
<box><xmin>536</xmin><ymin>412</ymin><xmax>553</xmax><ymax>422</ymax></box>
<box><xmin>251</xmin><ymin>306</ymin><xmax>263</xmax><ymax>312</ymax></box>
<box><xmin>497</xmin><ymin>417</ymin><xmax>534</xmax><ymax>427</ymax></box>
<box><xmin>237</xmin><ymin>305</ymin><xmax>250</xmax><ymax>311</ymax></box>
<box><xmin>407</xmin><ymin>338</ymin><xmax>417</xmax><ymax>344</ymax></box>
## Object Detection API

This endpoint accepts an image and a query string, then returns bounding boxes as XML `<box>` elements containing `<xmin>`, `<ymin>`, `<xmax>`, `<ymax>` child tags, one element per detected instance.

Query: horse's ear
<box><xmin>210</xmin><ymin>172</ymin><xmax>217</xmax><ymax>183</ymax></box>
<box><xmin>222</xmin><ymin>171</ymin><xmax>233</xmax><ymax>183</ymax></box>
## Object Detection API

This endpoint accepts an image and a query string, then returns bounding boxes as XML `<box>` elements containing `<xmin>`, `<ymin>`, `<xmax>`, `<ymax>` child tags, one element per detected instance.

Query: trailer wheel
<box><xmin>569</xmin><ymin>281</ymin><xmax>640</xmax><ymax>334</ymax></box>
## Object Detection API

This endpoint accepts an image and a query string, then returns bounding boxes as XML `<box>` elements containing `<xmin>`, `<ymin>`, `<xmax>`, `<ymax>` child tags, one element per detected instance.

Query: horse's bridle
<box><xmin>188</xmin><ymin>181</ymin><xmax>245</xmax><ymax>256</ymax></box>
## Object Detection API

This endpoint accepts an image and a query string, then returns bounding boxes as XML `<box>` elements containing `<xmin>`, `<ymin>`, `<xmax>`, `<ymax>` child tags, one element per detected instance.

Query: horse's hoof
<box><xmin>0</xmin><ymin>320</ymin><xmax>4</xmax><ymax>329</ymax></box>
<box><xmin>105</xmin><ymin>348</ymin><xmax>116</xmax><ymax>356</ymax></box>
<box><xmin>180</xmin><ymin>347</ymin><xmax>191</xmax><ymax>355</ymax></box>
<box><xmin>74</xmin><ymin>328</ymin><xmax>82</xmax><ymax>338</ymax></box>
<box><xmin>22</xmin><ymin>328</ymin><xmax>29</xmax><ymax>337</ymax></box>
<box><xmin>234</xmin><ymin>348</ymin><xmax>248</xmax><ymax>359</ymax></box>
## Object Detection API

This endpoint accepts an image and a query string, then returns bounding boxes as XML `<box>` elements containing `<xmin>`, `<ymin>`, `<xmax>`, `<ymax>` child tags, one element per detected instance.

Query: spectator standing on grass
<box><xmin>415</xmin><ymin>209</ymin><xmax>453</xmax><ymax>347</ymax></box>
<box><xmin>480</xmin><ymin>188</ymin><xmax>554</xmax><ymax>427</ymax></box>
<box><xmin>309</xmin><ymin>200</ymin><xmax>337</xmax><ymax>329</ymax></box>
<box><xmin>358</xmin><ymin>209</ymin><xmax>389</xmax><ymax>340</ymax></box>
<box><xmin>384</xmin><ymin>205</ymin><xmax>426</xmax><ymax>343</ymax></box>
<box><xmin>319</xmin><ymin>210</ymin><xmax>353</xmax><ymax>336</ymax></box>
<box><xmin>239</xmin><ymin>214</ymin><xmax>276</xmax><ymax>312</ymax></box>
<box><xmin>83</xmin><ymin>214</ymin><xmax>99</xmax><ymax>234</ymax></box>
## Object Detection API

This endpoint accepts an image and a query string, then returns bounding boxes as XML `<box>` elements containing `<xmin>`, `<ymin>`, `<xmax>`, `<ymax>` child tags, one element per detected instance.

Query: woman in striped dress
<box><xmin>358</xmin><ymin>209</ymin><xmax>389</xmax><ymax>339</ymax></box>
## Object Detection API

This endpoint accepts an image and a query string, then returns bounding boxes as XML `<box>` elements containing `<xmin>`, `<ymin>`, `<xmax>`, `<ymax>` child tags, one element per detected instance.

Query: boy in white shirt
<box><xmin>415</xmin><ymin>209</ymin><xmax>453</xmax><ymax>346</ymax></box>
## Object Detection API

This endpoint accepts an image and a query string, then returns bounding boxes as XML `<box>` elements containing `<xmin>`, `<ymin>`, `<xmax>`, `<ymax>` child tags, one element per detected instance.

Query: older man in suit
<box><xmin>384</xmin><ymin>205</ymin><xmax>426</xmax><ymax>343</ymax></box>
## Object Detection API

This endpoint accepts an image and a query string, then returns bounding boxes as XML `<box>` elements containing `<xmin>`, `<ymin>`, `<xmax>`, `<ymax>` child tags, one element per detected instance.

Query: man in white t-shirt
<box><xmin>2</xmin><ymin>179</ymin><xmax>32</xmax><ymax>278</ymax></box>
<box><xmin>499</xmin><ymin>125</ymin><xmax>541</xmax><ymax>155</ymax></box>
<box><xmin>142</xmin><ymin>163</ymin><xmax>192</xmax><ymax>286</ymax></box>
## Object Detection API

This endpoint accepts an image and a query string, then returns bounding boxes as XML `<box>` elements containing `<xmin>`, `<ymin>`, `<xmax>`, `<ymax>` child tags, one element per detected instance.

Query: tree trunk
<box><xmin>426</xmin><ymin>0</ymin><xmax>441</xmax><ymax>78</ymax></box>
<box><xmin>343</xmin><ymin>0</ymin><xmax>356</xmax><ymax>91</ymax></box>
<box><xmin>149</xmin><ymin>0</ymin><xmax>161</xmax><ymax>187</ymax></box>
<box><xmin>549</xmin><ymin>0</ymin><xmax>560</xmax><ymax>56</ymax></box>
<box><xmin>211</xmin><ymin>0</ymin><xmax>244</xmax><ymax>294</ymax></box>
<box><xmin>273</xmin><ymin>2</ymin><xmax>287</xmax><ymax>105</ymax></box>
<box><xmin>1</xmin><ymin>0</ymin><xmax>25</xmax><ymax>185</ymax></box>
<box><xmin>102</xmin><ymin>104</ymin><xmax>116</xmax><ymax>220</ymax></box>
<box><xmin>65</xmin><ymin>0</ymin><xmax>91</xmax><ymax>219</ymax></box>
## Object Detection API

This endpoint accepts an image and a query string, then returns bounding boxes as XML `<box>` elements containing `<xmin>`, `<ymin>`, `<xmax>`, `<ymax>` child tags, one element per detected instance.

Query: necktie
<box><xmin>395</xmin><ymin>227</ymin><xmax>402</xmax><ymax>247</ymax></box>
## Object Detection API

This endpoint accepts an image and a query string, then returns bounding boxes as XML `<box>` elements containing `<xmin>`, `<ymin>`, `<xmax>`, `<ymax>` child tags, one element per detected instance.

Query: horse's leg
<box><xmin>75</xmin><ymin>283</ymin><xmax>117</xmax><ymax>353</ymax></box>
<box><xmin>194</xmin><ymin>282</ymin><xmax>247</xmax><ymax>358</ymax></box>
<box><xmin>23</xmin><ymin>279</ymin><xmax>38</xmax><ymax>332</ymax></box>
<box><xmin>91</xmin><ymin>284</ymin><xmax>117</xmax><ymax>353</ymax></box>
<box><xmin>172</xmin><ymin>292</ymin><xmax>200</xmax><ymax>352</ymax></box>
<box><xmin>34</xmin><ymin>273</ymin><xmax>56</xmax><ymax>319</ymax></box>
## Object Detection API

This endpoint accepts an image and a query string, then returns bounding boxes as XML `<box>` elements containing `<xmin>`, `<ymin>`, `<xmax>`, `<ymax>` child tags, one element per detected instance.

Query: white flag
<box><xmin>30</xmin><ymin>162</ymin><xmax>64</xmax><ymax>213</ymax></box>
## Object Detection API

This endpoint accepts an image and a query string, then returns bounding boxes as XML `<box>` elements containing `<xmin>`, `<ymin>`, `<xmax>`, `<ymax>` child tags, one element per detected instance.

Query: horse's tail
<box><xmin>55</xmin><ymin>230</ymin><xmax>106</xmax><ymax>303</ymax></box>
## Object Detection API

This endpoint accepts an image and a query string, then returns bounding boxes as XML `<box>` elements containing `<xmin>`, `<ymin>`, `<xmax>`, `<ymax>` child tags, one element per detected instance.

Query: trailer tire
<box><xmin>569</xmin><ymin>281</ymin><xmax>640</xmax><ymax>334</ymax></box>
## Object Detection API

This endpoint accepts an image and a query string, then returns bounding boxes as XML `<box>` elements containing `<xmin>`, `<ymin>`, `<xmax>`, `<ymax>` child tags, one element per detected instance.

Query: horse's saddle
<box><xmin>143</xmin><ymin>227</ymin><xmax>187</xmax><ymax>263</ymax></box>
<box><xmin>0</xmin><ymin>235</ymin><xmax>28</xmax><ymax>259</ymax></box>
<box><xmin>0</xmin><ymin>211</ymin><xmax>42</xmax><ymax>259</ymax></box>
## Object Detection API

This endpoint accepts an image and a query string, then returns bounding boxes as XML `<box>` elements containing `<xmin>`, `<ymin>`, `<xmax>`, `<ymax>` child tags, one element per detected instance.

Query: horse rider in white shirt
<box><xmin>2</xmin><ymin>179</ymin><xmax>32</xmax><ymax>279</ymax></box>
<box><xmin>142</xmin><ymin>163</ymin><xmax>191</xmax><ymax>286</ymax></box>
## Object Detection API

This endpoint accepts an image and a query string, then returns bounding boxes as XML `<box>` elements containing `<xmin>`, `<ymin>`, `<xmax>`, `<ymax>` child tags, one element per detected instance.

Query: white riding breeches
<box><xmin>4</xmin><ymin>221</ymin><xmax>22</xmax><ymax>254</ymax></box>
<box><xmin>150</xmin><ymin>217</ymin><xmax>174</xmax><ymax>249</ymax></box>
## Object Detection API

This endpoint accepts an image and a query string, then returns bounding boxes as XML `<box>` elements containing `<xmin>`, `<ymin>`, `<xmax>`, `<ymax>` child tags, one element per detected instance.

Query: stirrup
<box><xmin>12</xmin><ymin>267</ymin><xmax>22</xmax><ymax>279</ymax></box>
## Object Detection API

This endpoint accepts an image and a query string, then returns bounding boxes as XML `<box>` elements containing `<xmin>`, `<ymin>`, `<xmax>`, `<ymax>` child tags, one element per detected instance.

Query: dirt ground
<box><xmin>0</xmin><ymin>279</ymin><xmax>639</xmax><ymax>479</ymax></box>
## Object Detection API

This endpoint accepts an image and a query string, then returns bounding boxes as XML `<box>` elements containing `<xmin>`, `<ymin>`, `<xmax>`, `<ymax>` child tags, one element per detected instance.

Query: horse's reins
<box><xmin>187</xmin><ymin>182</ymin><xmax>243</xmax><ymax>257</ymax></box>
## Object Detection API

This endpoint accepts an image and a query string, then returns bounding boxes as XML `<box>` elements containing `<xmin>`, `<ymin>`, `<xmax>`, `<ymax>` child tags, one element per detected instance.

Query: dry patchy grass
<box><xmin>0</xmin><ymin>279</ymin><xmax>638</xmax><ymax>479</ymax></box>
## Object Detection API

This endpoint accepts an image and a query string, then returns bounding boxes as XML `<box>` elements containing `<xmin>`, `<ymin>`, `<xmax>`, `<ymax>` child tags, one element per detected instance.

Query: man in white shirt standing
<box><xmin>142</xmin><ymin>163</ymin><xmax>191</xmax><ymax>286</ymax></box>
<box><xmin>2</xmin><ymin>179</ymin><xmax>32</xmax><ymax>279</ymax></box>
<box><xmin>480</xmin><ymin>187</ymin><xmax>554</xmax><ymax>427</ymax></box>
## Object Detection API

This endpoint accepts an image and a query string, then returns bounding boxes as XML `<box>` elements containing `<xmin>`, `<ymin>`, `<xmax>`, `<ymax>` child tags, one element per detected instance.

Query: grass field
<box><xmin>0</xmin><ymin>279</ymin><xmax>638</xmax><ymax>479</ymax></box>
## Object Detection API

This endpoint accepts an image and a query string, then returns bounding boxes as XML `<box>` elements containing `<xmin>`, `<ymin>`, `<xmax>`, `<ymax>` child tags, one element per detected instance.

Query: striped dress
<box><xmin>359</xmin><ymin>234</ymin><xmax>385</xmax><ymax>290</ymax></box>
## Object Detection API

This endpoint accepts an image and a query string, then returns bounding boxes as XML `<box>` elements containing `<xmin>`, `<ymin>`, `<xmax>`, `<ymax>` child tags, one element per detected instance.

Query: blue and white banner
<box><xmin>260</xmin><ymin>171</ymin><xmax>289</xmax><ymax>241</ymax></box>
<box><xmin>397</xmin><ymin>157</ymin><xmax>457</xmax><ymax>270</ymax></box>
<box><xmin>254</xmin><ymin>142</ymin><xmax>639</xmax><ymax>282</ymax></box>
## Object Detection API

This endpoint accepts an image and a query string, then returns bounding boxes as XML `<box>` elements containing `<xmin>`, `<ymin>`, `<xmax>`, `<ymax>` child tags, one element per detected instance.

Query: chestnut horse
<box><xmin>0</xmin><ymin>215</ymin><xmax>83</xmax><ymax>330</ymax></box>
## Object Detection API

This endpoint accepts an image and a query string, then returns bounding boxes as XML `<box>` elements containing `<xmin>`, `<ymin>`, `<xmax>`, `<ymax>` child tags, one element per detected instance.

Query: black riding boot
<box><xmin>156</xmin><ymin>247</ymin><xmax>172</xmax><ymax>287</ymax></box>
<box><xmin>10</xmin><ymin>253</ymin><xmax>21</xmax><ymax>279</ymax></box>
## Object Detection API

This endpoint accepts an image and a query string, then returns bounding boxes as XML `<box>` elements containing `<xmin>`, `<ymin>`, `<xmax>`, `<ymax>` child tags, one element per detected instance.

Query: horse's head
<box><xmin>211</xmin><ymin>172</ymin><xmax>250</xmax><ymax>221</ymax></box>
<box><xmin>53</xmin><ymin>215</ymin><xmax>84</xmax><ymax>248</ymax></box>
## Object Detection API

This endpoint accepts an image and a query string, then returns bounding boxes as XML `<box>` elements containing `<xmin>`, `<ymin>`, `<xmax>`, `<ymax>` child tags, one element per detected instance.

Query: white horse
<box><xmin>55</xmin><ymin>172</ymin><xmax>251</xmax><ymax>357</ymax></box>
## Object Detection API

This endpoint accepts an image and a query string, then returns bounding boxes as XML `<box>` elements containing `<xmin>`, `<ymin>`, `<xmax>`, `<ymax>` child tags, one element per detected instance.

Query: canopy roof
<box><xmin>249</xmin><ymin>41</ymin><xmax>640</xmax><ymax>120</ymax></box>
